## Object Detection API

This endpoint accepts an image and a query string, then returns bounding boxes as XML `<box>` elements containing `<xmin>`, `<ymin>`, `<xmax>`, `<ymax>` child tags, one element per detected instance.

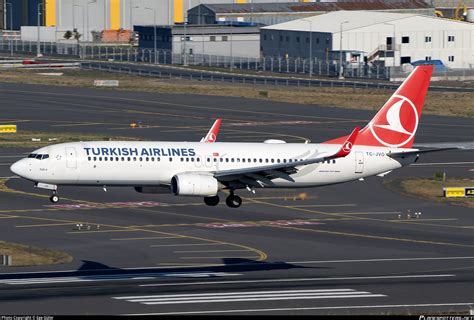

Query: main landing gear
<box><xmin>225</xmin><ymin>192</ymin><xmax>242</xmax><ymax>208</ymax></box>
<box><xmin>203</xmin><ymin>192</ymin><xmax>242</xmax><ymax>208</ymax></box>
<box><xmin>50</xmin><ymin>191</ymin><xmax>59</xmax><ymax>203</ymax></box>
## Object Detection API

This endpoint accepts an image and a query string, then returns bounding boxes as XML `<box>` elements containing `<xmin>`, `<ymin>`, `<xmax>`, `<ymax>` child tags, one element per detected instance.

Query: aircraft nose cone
<box><xmin>10</xmin><ymin>159</ymin><xmax>27</xmax><ymax>177</ymax></box>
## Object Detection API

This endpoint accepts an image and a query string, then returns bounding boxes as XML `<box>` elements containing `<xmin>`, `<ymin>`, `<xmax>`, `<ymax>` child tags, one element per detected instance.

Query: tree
<box><xmin>64</xmin><ymin>30</ymin><xmax>73</xmax><ymax>40</ymax></box>
<box><xmin>73</xmin><ymin>28</ymin><xmax>82</xmax><ymax>41</ymax></box>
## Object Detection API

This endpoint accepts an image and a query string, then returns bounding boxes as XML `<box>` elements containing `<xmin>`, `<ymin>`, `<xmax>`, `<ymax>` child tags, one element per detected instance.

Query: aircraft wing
<box><xmin>213</xmin><ymin>127</ymin><xmax>360</xmax><ymax>187</ymax></box>
<box><xmin>200</xmin><ymin>119</ymin><xmax>222</xmax><ymax>143</ymax></box>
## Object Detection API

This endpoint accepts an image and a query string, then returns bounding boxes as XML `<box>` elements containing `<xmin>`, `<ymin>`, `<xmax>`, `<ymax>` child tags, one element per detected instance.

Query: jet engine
<box><xmin>171</xmin><ymin>173</ymin><xmax>221</xmax><ymax>196</ymax></box>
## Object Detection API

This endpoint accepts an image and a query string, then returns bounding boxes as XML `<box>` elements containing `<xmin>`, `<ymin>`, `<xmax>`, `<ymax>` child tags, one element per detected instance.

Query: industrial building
<box><xmin>188</xmin><ymin>1</ymin><xmax>435</xmax><ymax>26</ymax></box>
<box><xmin>261</xmin><ymin>10</ymin><xmax>474</xmax><ymax>68</ymax></box>
<box><xmin>135</xmin><ymin>24</ymin><xmax>260</xmax><ymax>58</ymax></box>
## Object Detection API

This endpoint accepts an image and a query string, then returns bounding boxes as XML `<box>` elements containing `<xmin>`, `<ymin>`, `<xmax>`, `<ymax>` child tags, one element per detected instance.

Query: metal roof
<box><xmin>199</xmin><ymin>1</ymin><xmax>433</xmax><ymax>14</ymax></box>
<box><xmin>262</xmin><ymin>10</ymin><xmax>473</xmax><ymax>33</ymax></box>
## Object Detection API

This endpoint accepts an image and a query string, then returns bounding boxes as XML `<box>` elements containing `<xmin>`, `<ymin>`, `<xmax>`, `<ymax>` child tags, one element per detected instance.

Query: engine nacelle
<box><xmin>171</xmin><ymin>173</ymin><xmax>220</xmax><ymax>196</ymax></box>
<box><xmin>134</xmin><ymin>186</ymin><xmax>170</xmax><ymax>194</ymax></box>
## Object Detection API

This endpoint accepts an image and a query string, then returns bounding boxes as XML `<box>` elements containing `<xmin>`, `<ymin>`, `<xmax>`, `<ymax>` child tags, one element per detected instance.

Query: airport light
<box><xmin>144</xmin><ymin>7</ymin><xmax>157</xmax><ymax>64</ymax></box>
<box><xmin>301</xmin><ymin>19</ymin><xmax>313</xmax><ymax>77</ymax></box>
<box><xmin>339</xmin><ymin>20</ymin><xmax>349</xmax><ymax>80</ymax></box>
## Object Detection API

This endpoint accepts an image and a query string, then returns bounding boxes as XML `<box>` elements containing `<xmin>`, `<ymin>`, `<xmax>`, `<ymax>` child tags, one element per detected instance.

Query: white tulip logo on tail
<box><xmin>369</xmin><ymin>95</ymin><xmax>419</xmax><ymax>148</ymax></box>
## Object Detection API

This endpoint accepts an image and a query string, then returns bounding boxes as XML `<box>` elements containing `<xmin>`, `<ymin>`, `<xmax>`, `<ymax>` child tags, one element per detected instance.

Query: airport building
<box><xmin>261</xmin><ymin>10</ymin><xmax>474</xmax><ymax>68</ymax></box>
<box><xmin>188</xmin><ymin>1</ymin><xmax>435</xmax><ymax>26</ymax></box>
<box><xmin>135</xmin><ymin>24</ymin><xmax>260</xmax><ymax>58</ymax></box>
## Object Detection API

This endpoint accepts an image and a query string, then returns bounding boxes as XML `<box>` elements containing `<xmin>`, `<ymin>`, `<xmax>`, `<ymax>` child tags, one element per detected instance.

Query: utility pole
<box><xmin>302</xmin><ymin>19</ymin><xmax>313</xmax><ymax>77</ymax></box>
<box><xmin>144</xmin><ymin>7</ymin><xmax>157</xmax><ymax>63</ymax></box>
<box><xmin>6</xmin><ymin>2</ymin><xmax>13</xmax><ymax>56</ymax></box>
<box><xmin>339</xmin><ymin>20</ymin><xmax>349</xmax><ymax>80</ymax></box>
<box><xmin>37</xmin><ymin>2</ymin><xmax>43</xmax><ymax>57</ymax></box>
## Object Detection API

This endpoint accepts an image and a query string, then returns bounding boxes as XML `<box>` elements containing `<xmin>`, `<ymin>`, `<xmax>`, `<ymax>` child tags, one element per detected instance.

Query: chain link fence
<box><xmin>1</xmin><ymin>39</ymin><xmax>474</xmax><ymax>82</ymax></box>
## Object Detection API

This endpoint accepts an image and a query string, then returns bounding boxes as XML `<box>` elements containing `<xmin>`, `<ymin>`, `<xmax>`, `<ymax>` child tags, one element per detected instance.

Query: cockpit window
<box><xmin>29</xmin><ymin>154</ymin><xmax>49</xmax><ymax>160</ymax></box>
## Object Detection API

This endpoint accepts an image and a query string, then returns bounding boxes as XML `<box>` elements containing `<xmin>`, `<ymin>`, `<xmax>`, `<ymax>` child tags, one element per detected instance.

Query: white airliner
<box><xmin>10</xmin><ymin>65</ymin><xmax>450</xmax><ymax>208</ymax></box>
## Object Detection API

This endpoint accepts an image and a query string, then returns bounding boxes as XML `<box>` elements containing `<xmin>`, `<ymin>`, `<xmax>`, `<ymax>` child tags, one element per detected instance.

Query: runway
<box><xmin>0</xmin><ymin>82</ymin><xmax>473</xmax><ymax>315</ymax></box>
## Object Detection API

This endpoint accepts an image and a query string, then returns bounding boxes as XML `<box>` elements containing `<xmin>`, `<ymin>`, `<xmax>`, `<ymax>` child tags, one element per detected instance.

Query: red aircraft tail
<box><xmin>324</xmin><ymin>65</ymin><xmax>434</xmax><ymax>148</ymax></box>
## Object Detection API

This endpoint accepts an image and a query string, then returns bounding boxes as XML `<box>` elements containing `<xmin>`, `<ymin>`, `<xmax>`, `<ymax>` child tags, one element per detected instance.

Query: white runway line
<box><xmin>139</xmin><ymin>274</ymin><xmax>455</xmax><ymax>287</ymax></box>
<box><xmin>123</xmin><ymin>302</ymin><xmax>474</xmax><ymax>315</ymax></box>
<box><xmin>114</xmin><ymin>288</ymin><xmax>386</xmax><ymax>306</ymax></box>
<box><xmin>0</xmin><ymin>272</ymin><xmax>241</xmax><ymax>285</ymax></box>
<box><xmin>289</xmin><ymin>256</ymin><xmax>474</xmax><ymax>264</ymax></box>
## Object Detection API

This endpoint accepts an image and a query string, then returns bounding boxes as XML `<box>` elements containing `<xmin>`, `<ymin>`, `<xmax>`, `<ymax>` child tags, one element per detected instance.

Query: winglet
<box><xmin>201</xmin><ymin>119</ymin><xmax>222</xmax><ymax>143</ymax></box>
<box><xmin>333</xmin><ymin>126</ymin><xmax>360</xmax><ymax>158</ymax></box>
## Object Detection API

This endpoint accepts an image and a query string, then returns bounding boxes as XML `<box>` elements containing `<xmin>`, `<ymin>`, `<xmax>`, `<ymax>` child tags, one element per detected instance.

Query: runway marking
<box><xmin>51</xmin><ymin>122</ymin><xmax>108</xmax><ymax>127</ymax></box>
<box><xmin>0</xmin><ymin>180</ymin><xmax>268</xmax><ymax>263</ymax></box>
<box><xmin>388</xmin><ymin>218</ymin><xmax>458</xmax><ymax>222</ymax></box>
<box><xmin>272</xmin><ymin>225</ymin><xmax>474</xmax><ymax>248</ymax></box>
<box><xmin>139</xmin><ymin>274</ymin><xmax>455</xmax><ymax>287</ymax></box>
<box><xmin>180</xmin><ymin>256</ymin><xmax>261</xmax><ymax>260</ymax></box>
<box><xmin>15</xmin><ymin>222</ymin><xmax>74</xmax><ymax>228</ymax></box>
<box><xmin>68</xmin><ymin>229</ymin><xmax>140</xmax><ymax>234</ymax></box>
<box><xmin>244</xmin><ymin>196</ymin><xmax>474</xmax><ymax>246</ymax></box>
<box><xmin>123</xmin><ymin>302</ymin><xmax>474</xmax><ymax>315</ymax></box>
<box><xmin>0</xmin><ymin>272</ymin><xmax>242</xmax><ymax>286</ymax></box>
<box><xmin>288</xmin><ymin>204</ymin><xmax>356</xmax><ymax>208</ymax></box>
<box><xmin>113</xmin><ymin>288</ymin><xmax>386</xmax><ymax>305</ymax></box>
<box><xmin>150</xmin><ymin>243</ymin><xmax>227</xmax><ymax>247</ymax></box>
<box><xmin>288</xmin><ymin>256</ymin><xmax>474</xmax><ymax>264</ymax></box>
<box><xmin>110</xmin><ymin>236</ymin><xmax>183</xmax><ymax>241</ymax></box>
<box><xmin>412</xmin><ymin>161</ymin><xmax>474</xmax><ymax>166</ymax></box>
<box><xmin>174</xmin><ymin>250</ymin><xmax>251</xmax><ymax>253</ymax></box>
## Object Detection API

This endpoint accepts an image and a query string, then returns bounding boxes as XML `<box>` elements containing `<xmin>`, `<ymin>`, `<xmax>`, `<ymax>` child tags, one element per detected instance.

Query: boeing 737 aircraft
<box><xmin>11</xmin><ymin>65</ymin><xmax>448</xmax><ymax>208</ymax></box>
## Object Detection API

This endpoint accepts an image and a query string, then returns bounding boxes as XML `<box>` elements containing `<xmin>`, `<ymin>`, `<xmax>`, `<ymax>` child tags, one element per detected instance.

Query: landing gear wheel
<box><xmin>204</xmin><ymin>195</ymin><xmax>220</xmax><ymax>206</ymax></box>
<box><xmin>226</xmin><ymin>194</ymin><xmax>242</xmax><ymax>208</ymax></box>
<box><xmin>50</xmin><ymin>194</ymin><xmax>59</xmax><ymax>203</ymax></box>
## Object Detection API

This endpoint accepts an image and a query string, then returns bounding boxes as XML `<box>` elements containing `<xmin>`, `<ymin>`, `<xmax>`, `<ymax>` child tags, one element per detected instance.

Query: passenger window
<box><xmin>271</xmin><ymin>159</ymin><xmax>274</xmax><ymax>163</ymax></box>
<box><xmin>207</xmin><ymin>158</ymin><xmax>211</xmax><ymax>162</ymax></box>
<box><xmin>151</xmin><ymin>157</ymin><xmax>155</xmax><ymax>162</ymax></box>
<box><xmin>231</xmin><ymin>158</ymin><xmax>235</xmax><ymax>162</ymax></box>
<box><xmin>169</xmin><ymin>157</ymin><xmax>172</xmax><ymax>162</ymax></box>
<box><xmin>157</xmin><ymin>157</ymin><xmax>160</xmax><ymax>162</ymax></box>
<box><xmin>214</xmin><ymin>158</ymin><xmax>217</xmax><ymax>162</ymax></box>
<box><xmin>259</xmin><ymin>159</ymin><xmax>262</xmax><ymax>163</ymax></box>
<box><xmin>220</xmin><ymin>158</ymin><xmax>223</xmax><ymax>162</ymax></box>
<box><xmin>191</xmin><ymin>158</ymin><xmax>195</xmax><ymax>162</ymax></box>
<box><xmin>180</xmin><ymin>158</ymin><xmax>184</xmax><ymax>162</ymax></box>
<box><xmin>265</xmin><ymin>159</ymin><xmax>269</xmax><ymax>163</ymax></box>
<box><xmin>121</xmin><ymin>157</ymin><xmax>124</xmax><ymax>161</ymax></box>
<box><xmin>242</xmin><ymin>159</ymin><xmax>246</xmax><ymax>163</ymax></box>
<box><xmin>110</xmin><ymin>157</ymin><xmax>113</xmax><ymax>161</ymax></box>
<box><xmin>99</xmin><ymin>157</ymin><xmax>102</xmax><ymax>161</ymax></box>
<box><xmin>139</xmin><ymin>157</ymin><xmax>143</xmax><ymax>161</ymax></box>
<box><xmin>146</xmin><ymin>157</ymin><xmax>149</xmax><ymax>161</ymax></box>
<box><xmin>237</xmin><ymin>158</ymin><xmax>240</xmax><ymax>163</ymax></box>
<box><xmin>226</xmin><ymin>158</ymin><xmax>229</xmax><ymax>163</ymax></box>
<box><xmin>127</xmin><ymin>157</ymin><xmax>131</xmax><ymax>161</ymax></box>
<box><xmin>88</xmin><ymin>157</ymin><xmax>91</xmax><ymax>161</ymax></box>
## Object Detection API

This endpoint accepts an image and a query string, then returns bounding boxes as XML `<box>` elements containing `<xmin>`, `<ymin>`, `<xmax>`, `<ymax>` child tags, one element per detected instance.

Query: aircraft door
<box><xmin>66</xmin><ymin>147</ymin><xmax>77</xmax><ymax>169</ymax></box>
<box><xmin>355</xmin><ymin>151</ymin><xmax>364</xmax><ymax>173</ymax></box>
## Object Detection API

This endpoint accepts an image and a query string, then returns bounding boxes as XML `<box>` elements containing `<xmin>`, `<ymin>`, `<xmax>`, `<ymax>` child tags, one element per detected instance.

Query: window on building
<box><xmin>425</xmin><ymin>36</ymin><xmax>432</xmax><ymax>43</ymax></box>
<box><xmin>316</xmin><ymin>38</ymin><xmax>320</xmax><ymax>44</ymax></box>
<box><xmin>402</xmin><ymin>36</ymin><xmax>410</xmax><ymax>44</ymax></box>
<box><xmin>210</xmin><ymin>36</ymin><xmax>216</xmax><ymax>42</ymax></box>
<box><xmin>306</xmin><ymin>37</ymin><xmax>309</xmax><ymax>43</ymax></box>
<box><xmin>296</xmin><ymin>36</ymin><xmax>300</xmax><ymax>43</ymax></box>
<box><xmin>285</xmin><ymin>36</ymin><xmax>289</xmax><ymax>42</ymax></box>
<box><xmin>400</xmin><ymin>56</ymin><xmax>411</xmax><ymax>64</ymax></box>
<box><xmin>448</xmin><ymin>55</ymin><xmax>454</xmax><ymax>62</ymax></box>
<box><xmin>279</xmin><ymin>35</ymin><xmax>283</xmax><ymax>42</ymax></box>
<box><xmin>222</xmin><ymin>36</ymin><xmax>228</xmax><ymax>41</ymax></box>
<box><xmin>263</xmin><ymin>34</ymin><xmax>267</xmax><ymax>41</ymax></box>
<box><xmin>448</xmin><ymin>35</ymin><xmax>455</xmax><ymax>42</ymax></box>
